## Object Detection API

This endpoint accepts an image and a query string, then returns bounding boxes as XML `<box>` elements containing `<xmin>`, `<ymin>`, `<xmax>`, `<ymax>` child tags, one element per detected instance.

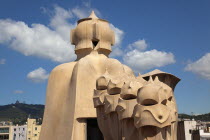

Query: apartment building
<box><xmin>26</xmin><ymin>119</ymin><xmax>41</xmax><ymax>140</ymax></box>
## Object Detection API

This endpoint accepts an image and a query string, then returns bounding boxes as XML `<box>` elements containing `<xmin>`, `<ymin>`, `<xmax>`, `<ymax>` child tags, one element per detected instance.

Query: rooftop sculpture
<box><xmin>39</xmin><ymin>11</ymin><xmax>180</xmax><ymax>140</ymax></box>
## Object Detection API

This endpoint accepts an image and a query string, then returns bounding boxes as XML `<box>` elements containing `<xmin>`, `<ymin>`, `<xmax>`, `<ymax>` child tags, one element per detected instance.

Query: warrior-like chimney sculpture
<box><xmin>39</xmin><ymin>11</ymin><xmax>180</xmax><ymax>140</ymax></box>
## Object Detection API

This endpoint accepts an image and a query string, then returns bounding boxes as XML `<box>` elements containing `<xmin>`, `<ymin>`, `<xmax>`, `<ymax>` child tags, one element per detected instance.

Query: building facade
<box><xmin>11</xmin><ymin>125</ymin><xmax>27</xmax><ymax>140</ymax></box>
<box><xmin>0</xmin><ymin>119</ymin><xmax>41</xmax><ymax>140</ymax></box>
<box><xmin>26</xmin><ymin>119</ymin><xmax>41</xmax><ymax>140</ymax></box>
<box><xmin>177</xmin><ymin>120</ymin><xmax>197</xmax><ymax>140</ymax></box>
<box><xmin>0</xmin><ymin>125</ymin><xmax>13</xmax><ymax>140</ymax></box>
<box><xmin>200</xmin><ymin>123</ymin><xmax>210</xmax><ymax>140</ymax></box>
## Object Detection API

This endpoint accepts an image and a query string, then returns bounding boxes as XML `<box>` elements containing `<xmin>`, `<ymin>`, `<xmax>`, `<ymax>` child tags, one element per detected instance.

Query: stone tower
<box><xmin>39</xmin><ymin>11</ymin><xmax>180</xmax><ymax>140</ymax></box>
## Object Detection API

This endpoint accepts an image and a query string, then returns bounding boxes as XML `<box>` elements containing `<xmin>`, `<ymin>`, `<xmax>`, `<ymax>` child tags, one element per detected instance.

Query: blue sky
<box><xmin>0</xmin><ymin>0</ymin><xmax>209</xmax><ymax>114</ymax></box>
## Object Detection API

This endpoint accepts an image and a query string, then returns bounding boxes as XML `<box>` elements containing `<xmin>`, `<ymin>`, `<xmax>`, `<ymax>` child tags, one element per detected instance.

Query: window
<box><xmin>23</xmin><ymin>128</ymin><xmax>25</xmax><ymax>131</ymax></box>
<box><xmin>0</xmin><ymin>134</ymin><xmax>9</xmax><ymax>139</ymax></box>
<box><xmin>14</xmin><ymin>128</ymin><xmax>16</xmax><ymax>131</ymax></box>
<box><xmin>0</xmin><ymin>127</ymin><xmax>9</xmax><ymax>133</ymax></box>
<box><xmin>35</xmin><ymin>127</ymin><xmax>37</xmax><ymax>131</ymax></box>
<box><xmin>34</xmin><ymin>134</ymin><xmax>37</xmax><ymax>136</ymax></box>
<box><xmin>28</xmin><ymin>131</ymin><xmax>31</xmax><ymax>134</ymax></box>
<box><xmin>13</xmin><ymin>133</ymin><xmax>16</xmax><ymax>140</ymax></box>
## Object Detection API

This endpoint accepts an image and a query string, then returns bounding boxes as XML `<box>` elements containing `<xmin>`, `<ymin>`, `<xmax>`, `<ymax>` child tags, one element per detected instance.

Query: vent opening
<box><xmin>92</xmin><ymin>39</ymin><xmax>99</xmax><ymax>47</ymax></box>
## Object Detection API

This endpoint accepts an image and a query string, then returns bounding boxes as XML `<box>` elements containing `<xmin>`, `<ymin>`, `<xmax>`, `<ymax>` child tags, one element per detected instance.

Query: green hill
<box><xmin>179</xmin><ymin>113</ymin><xmax>210</xmax><ymax>122</ymax></box>
<box><xmin>0</xmin><ymin>102</ymin><xmax>209</xmax><ymax>125</ymax></box>
<box><xmin>0</xmin><ymin>102</ymin><xmax>44</xmax><ymax>125</ymax></box>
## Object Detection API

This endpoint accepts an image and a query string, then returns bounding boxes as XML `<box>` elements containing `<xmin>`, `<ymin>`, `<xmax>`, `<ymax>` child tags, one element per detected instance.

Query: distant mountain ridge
<box><xmin>0</xmin><ymin>103</ymin><xmax>209</xmax><ymax>125</ymax></box>
<box><xmin>178</xmin><ymin>113</ymin><xmax>210</xmax><ymax>122</ymax></box>
<box><xmin>0</xmin><ymin>102</ymin><xmax>44</xmax><ymax>125</ymax></box>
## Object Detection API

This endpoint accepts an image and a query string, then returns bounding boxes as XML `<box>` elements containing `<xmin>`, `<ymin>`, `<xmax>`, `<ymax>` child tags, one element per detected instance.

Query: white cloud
<box><xmin>109</xmin><ymin>24</ymin><xmax>124</xmax><ymax>57</ymax></box>
<box><xmin>128</xmin><ymin>39</ymin><xmax>147</xmax><ymax>51</ymax></box>
<box><xmin>0</xmin><ymin>58</ymin><xmax>6</xmax><ymax>64</ymax></box>
<box><xmin>49</xmin><ymin>6</ymin><xmax>75</xmax><ymax>41</ymax></box>
<box><xmin>72</xmin><ymin>3</ymin><xmax>102</xmax><ymax>19</ymax></box>
<box><xmin>0</xmin><ymin>6</ymin><xmax>76</xmax><ymax>63</ymax></box>
<box><xmin>27</xmin><ymin>67</ymin><xmax>49</xmax><ymax>83</ymax></box>
<box><xmin>72</xmin><ymin>7</ymin><xmax>89</xmax><ymax>19</ymax></box>
<box><xmin>123</xmin><ymin>40</ymin><xmax>175</xmax><ymax>72</ymax></box>
<box><xmin>0</xmin><ymin>5</ymin><xmax>123</xmax><ymax>62</ymax></box>
<box><xmin>110</xmin><ymin>24</ymin><xmax>124</xmax><ymax>47</ymax></box>
<box><xmin>185</xmin><ymin>53</ymin><xmax>210</xmax><ymax>80</ymax></box>
<box><xmin>13</xmin><ymin>90</ymin><xmax>24</xmax><ymax>94</ymax></box>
